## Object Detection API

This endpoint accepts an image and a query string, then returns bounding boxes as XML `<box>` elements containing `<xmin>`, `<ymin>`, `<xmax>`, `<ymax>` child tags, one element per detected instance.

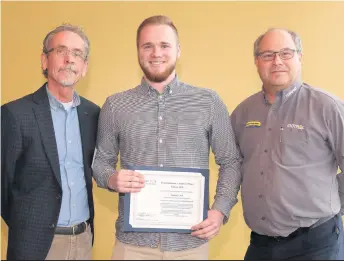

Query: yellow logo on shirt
<box><xmin>245</xmin><ymin>121</ymin><xmax>261</xmax><ymax>128</ymax></box>
<box><xmin>287</xmin><ymin>124</ymin><xmax>304</xmax><ymax>130</ymax></box>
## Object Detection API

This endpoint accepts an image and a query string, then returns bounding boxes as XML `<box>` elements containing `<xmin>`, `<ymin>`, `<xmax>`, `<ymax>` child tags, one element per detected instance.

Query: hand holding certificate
<box><xmin>124</xmin><ymin>166</ymin><xmax>209</xmax><ymax>233</ymax></box>
<box><xmin>107</xmin><ymin>169</ymin><xmax>145</xmax><ymax>193</ymax></box>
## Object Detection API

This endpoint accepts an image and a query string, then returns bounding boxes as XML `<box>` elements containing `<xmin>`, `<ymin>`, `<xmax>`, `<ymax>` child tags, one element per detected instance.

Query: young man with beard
<box><xmin>92</xmin><ymin>15</ymin><xmax>242</xmax><ymax>260</ymax></box>
<box><xmin>1</xmin><ymin>24</ymin><xmax>100</xmax><ymax>260</ymax></box>
<box><xmin>231</xmin><ymin>28</ymin><xmax>344</xmax><ymax>260</ymax></box>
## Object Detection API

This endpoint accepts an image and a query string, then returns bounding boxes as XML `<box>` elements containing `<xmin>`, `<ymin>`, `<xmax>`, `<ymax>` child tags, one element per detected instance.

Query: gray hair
<box><xmin>253</xmin><ymin>28</ymin><xmax>302</xmax><ymax>57</ymax></box>
<box><xmin>42</xmin><ymin>24</ymin><xmax>90</xmax><ymax>78</ymax></box>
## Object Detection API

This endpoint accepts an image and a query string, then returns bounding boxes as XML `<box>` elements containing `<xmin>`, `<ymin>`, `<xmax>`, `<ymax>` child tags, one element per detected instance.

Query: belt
<box><xmin>252</xmin><ymin>226</ymin><xmax>310</xmax><ymax>242</ymax></box>
<box><xmin>272</xmin><ymin>226</ymin><xmax>310</xmax><ymax>241</ymax></box>
<box><xmin>252</xmin><ymin>215</ymin><xmax>338</xmax><ymax>242</ymax></box>
<box><xmin>55</xmin><ymin>220</ymin><xmax>89</xmax><ymax>236</ymax></box>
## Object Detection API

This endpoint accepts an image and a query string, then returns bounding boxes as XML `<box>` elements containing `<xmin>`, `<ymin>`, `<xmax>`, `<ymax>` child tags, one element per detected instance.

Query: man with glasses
<box><xmin>1</xmin><ymin>24</ymin><xmax>100</xmax><ymax>260</ymax></box>
<box><xmin>231</xmin><ymin>28</ymin><xmax>344</xmax><ymax>260</ymax></box>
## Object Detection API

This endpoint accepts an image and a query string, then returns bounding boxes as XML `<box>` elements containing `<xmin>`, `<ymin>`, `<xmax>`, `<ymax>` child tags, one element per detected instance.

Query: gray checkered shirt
<box><xmin>92</xmin><ymin>76</ymin><xmax>242</xmax><ymax>251</ymax></box>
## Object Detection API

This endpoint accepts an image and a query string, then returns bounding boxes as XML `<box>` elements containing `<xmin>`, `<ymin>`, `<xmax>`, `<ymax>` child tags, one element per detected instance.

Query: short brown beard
<box><xmin>139</xmin><ymin>61</ymin><xmax>176</xmax><ymax>83</ymax></box>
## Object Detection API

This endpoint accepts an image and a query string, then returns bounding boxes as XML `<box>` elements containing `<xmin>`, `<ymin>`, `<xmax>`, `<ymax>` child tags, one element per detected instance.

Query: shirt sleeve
<box><xmin>92</xmin><ymin>97</ymin><xmax>119</xmax><ymax>189</ymax></box>
<box><xmin>209</xmin><ymin>92</ymin><xmax>243</xmax><ymax>223</ymax></box>
<box><xmin>332</xmin><ymin>100</ymin><xmax>344</xmax><ymax>215</ymax></box>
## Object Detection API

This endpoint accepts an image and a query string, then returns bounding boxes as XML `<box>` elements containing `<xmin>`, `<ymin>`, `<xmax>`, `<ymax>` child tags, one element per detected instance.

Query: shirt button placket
<box><xmin>157</xmin><ymin>95</ymin><xmax>165</xmax><ymax>168</ymax></box>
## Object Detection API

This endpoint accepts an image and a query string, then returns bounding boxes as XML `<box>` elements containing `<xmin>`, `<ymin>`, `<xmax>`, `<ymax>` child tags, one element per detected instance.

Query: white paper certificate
<box><xmin>128</xmin><ymin>169</ymin><xmax>206</xmax><ymax>230</ymax></box>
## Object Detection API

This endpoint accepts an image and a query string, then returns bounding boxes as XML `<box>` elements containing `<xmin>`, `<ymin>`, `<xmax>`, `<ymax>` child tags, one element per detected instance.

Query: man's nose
<box><xmin>152</xmin><ymin>46</ymin><xmax>162</xmax><ymax>57</ymax></box>
<box><xmin>272</xmin><ymin>52</ymin><xmax>283</xmax><ymax>65</ymax></box>
<box><xmin>63</xmin><ymin>53</ymin><xmax>74</xmax><ymax>64</ymax></box>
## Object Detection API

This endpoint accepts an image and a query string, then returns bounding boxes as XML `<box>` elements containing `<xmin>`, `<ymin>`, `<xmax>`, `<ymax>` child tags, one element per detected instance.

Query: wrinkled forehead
<box><xmin>259</xmin><ymin>30</ymin><xmax>296</xmax><ymax>52</ymax></box>
<box><xmin>49</xmin><ymin>31</ymin><xmax>86</xmax><ymax>50</ymax></box>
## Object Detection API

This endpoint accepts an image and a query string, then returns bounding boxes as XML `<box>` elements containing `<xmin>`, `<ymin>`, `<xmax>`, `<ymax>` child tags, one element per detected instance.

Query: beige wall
<box><xmin>1</xmin><ymin>1</ymin><xmax>344</xmax><ymax>260</ymax></box>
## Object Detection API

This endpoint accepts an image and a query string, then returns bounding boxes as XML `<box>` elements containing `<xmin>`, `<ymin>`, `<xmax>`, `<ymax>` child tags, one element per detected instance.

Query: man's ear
<box><xmin>41</xmin><ymin>53</ymin><xmax>48</xmax><ymax>72</ymax></box>
<box><xmin>297</xmin><ymin>52</ymin><xmax>303</xmax><ymax>62</ymax></box>
<box><xmin>81</xmin><ymin>61</ymin><xmax>88</xmax><ymax>77</ymax></box>
<box><xmin>177</xmin><ymin>44</ymin><xmax>181</xmax><ymax>59</ymax></box>
<box><xmin>254</xmin><ymin>57</ymin><xmax>259</xmax><ymax>69</ymax></box>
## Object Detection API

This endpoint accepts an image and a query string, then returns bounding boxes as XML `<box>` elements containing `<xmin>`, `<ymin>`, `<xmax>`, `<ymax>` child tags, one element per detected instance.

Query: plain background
<box><xmin>1</xmin><ymin>1</ymin><xmax>344</xmax><ymax>259</ymax></box>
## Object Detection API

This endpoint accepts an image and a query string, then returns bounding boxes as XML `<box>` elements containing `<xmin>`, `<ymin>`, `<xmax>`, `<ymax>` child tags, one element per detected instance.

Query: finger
<box><xmin>191</xmin><ymin>219</ymin><xmax>210</xmax><ymax>231</ymax></box>
<box><xmin>121</xmin><ymin>180</ymin><xmax>131</xmax><ymax>188</ymax></box>
<box><xmin>191</xmin><ymin>222</ymin><xmax>204</xmax><ymax>231</ymax></box>
<box><xmin>131</xmin><ymin>181</ymin><xmax>145</xmax><ymax>188</ymax></box>
<box><xmin>126</xmin><ymin>170</ymin><xmax>145</xmax><ymax>179</ymax></box>
<box><xmin>118</xmin><ymin>180</ymin><xmax>144</xmax><ymax>190</ymax></box>
<box><xmin>119</xmin><ymin>170</ymin><xmax>144</xmax><ymax>181</ymax></box>
<box><xmin>126</xmin><ymin>180</ymin><xmax>145</xmax><ymax>188</ymax></box>
<box><xmin>192</xmin><ymin>227</ymin><xmax>219</xmax><ymax>239</ymax></box>
<box><xmin>134</xmin><ymin>171</ymin><xmax>145</xmax><ymax>180</ymax></box>
<box><xmin>117</xmin><ymin>170</ymin><xmax>134</xmax><ymax>179</ymax></box>
<box><xmin>207</xmin><ymin>232</ymin><xmax>219</xmax><ymax>240</ymax></box>
<box><xmin>130</xmin><ymin>176</ymin><xmax>145</xmax><ymax>184</ymax></box>
<box><xmin>120</xmin><ymin>187</ymin><xmax>142</xmax><ymax>193</ymax></box>
<box><xmin>117</xmin><ymin>180</ymin><xmax>132</xmax><ymax>189</ymax></box>
<box><xmin>191</xmin><ymin>224</ymin><xmax>214</xmax><ymax>237</ymax></box>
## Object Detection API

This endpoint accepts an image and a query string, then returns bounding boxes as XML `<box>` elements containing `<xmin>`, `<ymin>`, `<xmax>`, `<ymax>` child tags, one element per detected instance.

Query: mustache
<box><xmin>59</xmin><ymin>66</ymin><xmax>77</xmax><ymax>74</ymax></box>
<box><xmin>271</xmin><ymin>66</ymin><xmax>288</xmax><ymax>72</ymax></box>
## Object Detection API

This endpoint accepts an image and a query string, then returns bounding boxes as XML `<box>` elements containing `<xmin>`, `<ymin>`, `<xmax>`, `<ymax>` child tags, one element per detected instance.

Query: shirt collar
<box><xmin>261</xmin><ymin>79</ymin><xmax>303</xmax><ymax>105</ymax></box>
<box><xmin>46</xmin><ymin>84</ymin><xmax>81</xmax><ymax>110</ymax></box>
<box><xmin>139</xmin><ymin>75</ymin><xmax>182</xmax><ymax>97</ymax></box>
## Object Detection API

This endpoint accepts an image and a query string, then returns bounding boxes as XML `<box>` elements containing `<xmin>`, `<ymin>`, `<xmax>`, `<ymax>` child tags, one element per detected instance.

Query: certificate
<box><xmin>123</xmin><ymin>166</ymin><xmax>209</xmax><ymax>233</ymax></box>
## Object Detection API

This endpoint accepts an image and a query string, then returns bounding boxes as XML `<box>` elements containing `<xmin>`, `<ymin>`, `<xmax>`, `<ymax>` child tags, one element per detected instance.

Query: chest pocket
<box><xmin>278</xmin><ymin>124</ymin><xmax>309</xmax><ymax>166</ymax></box>
<box><xmin>280</xmin><ymin>124</ymin><xmax>308</xmax><ymax>144</ymax></box>
<box><xmin>176</xmin><ymin>112</ymin><xmax>206</xmax><ymax>152</ymax></box>
<box><xmin>164</xmin><ymin>111</ymin><xmax>207</xmax><ymax>168</ymax></box>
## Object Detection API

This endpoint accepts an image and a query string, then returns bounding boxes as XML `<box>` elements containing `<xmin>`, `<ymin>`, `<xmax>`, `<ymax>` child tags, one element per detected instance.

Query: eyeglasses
<box><xmin>46</xmin><ymin>46</ymin><xmax>86</xmax><ymax>61</ymax></box>
<box><xmin>256</xmin><ymin>48</ymin><xmax>299</xmax><ymax>61</ymax></box>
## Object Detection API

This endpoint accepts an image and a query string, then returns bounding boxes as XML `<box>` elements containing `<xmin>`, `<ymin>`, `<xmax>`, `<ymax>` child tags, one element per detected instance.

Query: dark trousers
<box><xmin>245</xmin><ymin>215</ymin><xmax>344</xmax><ymax>260</ymax></box>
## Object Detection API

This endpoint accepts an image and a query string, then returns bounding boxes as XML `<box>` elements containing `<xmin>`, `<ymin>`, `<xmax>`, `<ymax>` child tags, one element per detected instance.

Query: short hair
<box><xmin>136</xmin><ymin>15</ymin><xmax>179</xmax><ymax>48</ymax></box>
<box><xmin>42</xmin><ymin>24</ymin><xmax>90</xmax><ymax>78</ymax></box>
<box><xmin>253</xmin><ymin>28</ymin><xmax>302</xmax><ymax>57</ymax></box>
